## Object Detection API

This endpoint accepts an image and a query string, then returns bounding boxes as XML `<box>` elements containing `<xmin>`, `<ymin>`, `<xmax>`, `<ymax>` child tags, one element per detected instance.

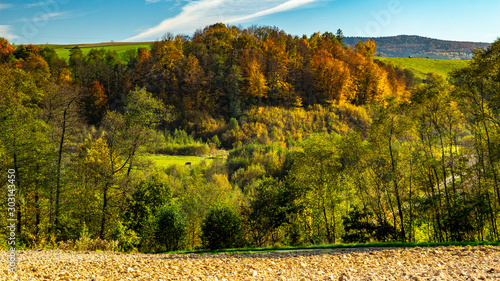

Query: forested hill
<box><xmin>344</xmin><ymin>35</ymin><xmax>491</xmax><ymax>59</ymax></box>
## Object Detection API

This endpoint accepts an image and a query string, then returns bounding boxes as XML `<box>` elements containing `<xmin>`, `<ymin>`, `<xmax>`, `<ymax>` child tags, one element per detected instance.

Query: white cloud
<box><xmin>0</xmin><ymin>4</ymin><xmax>13</xmax><ymax>10</ymax></box>
<box><xmin>230</xmin><ymin>0</ymin><xmax>316</xmax><ymax>22</ymax></box>
<box><xmin>0</xmin><ymin>25</ymin><xmax>19</xmax><ymax>41</ymax></box>
<box><xmin>32</xmin><ymin>12</ymin><xmax>67</xmax><ymax>22</ymax></box>
<box><xmin>127</xmin><ymin>0</ymin><xmax>319</xmax><ymax>41</ymax></box>
<box><xmin>146</xmin><ymin>0</ymin><xmax>163</xmax><ymax>3</ymax></box>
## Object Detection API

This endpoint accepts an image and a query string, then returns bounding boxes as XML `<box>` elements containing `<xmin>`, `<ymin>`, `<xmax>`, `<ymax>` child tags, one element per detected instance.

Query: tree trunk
<box><xmin>388</xmin><ymin>129</ymin><xmax>405</xmax><ymax>242</ymax></box>
<box><xmin>100</xmin><ymin>182</ymin><xmax>109</xmax><ymax>238</ymax></box>
<box><xmin>54</xmin><ymin>107</ymin><xmax>68</xmax><ymax>233</ymax></box>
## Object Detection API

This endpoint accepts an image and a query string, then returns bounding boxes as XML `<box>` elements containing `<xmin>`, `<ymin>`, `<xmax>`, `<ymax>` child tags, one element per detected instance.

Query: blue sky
<box><xmin>0</xmin><ymin>0</ymin><xmax>498</xmax><ymax>44</ymax></box>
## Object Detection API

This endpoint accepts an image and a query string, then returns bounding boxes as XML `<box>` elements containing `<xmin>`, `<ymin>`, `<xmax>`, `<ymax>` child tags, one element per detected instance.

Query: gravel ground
<box><xmin>2</xmin><ymin>246</ymin><xmax>500</xmax><ymax>280</ymax></box>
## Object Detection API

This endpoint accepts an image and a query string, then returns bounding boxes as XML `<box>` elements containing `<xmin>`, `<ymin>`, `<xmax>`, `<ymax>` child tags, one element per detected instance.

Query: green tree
<box><xmin>368</xmin><ymin>97</ymin><xmax>411</xmax><ymax>242</ymax></box>
<box><xmin>244</xmin><ymin>177</ymin><xmax>299</xmax><ymax>246</ymax></box>
<box><xmin>451</xmin><ymin>38</ymin><xmax>500</xmax><ymax>240</ymax></box>
<box><xmin>226</xmin><ymin>65</ymin><xmax>243</xmax><ymax>118</ymax></box>
<box><xmin>201</xmin><ymin>205</ymin><xmax>242</xmax><ymax>250</ymax></box>
<box><xmin>342</xmin><ymin>207</ymin><xmax>376</xmax><ymax>243</ymax></box>
<box><xmin>335</xmin><ymin>29</ymin><xmax>345</xmax><ymax>48</ymax></box>
<box><xmin>123</xmin><ymin>172</ymin><xmax>172</xmax><ymax>250</ymax></box>
<box><xmin>154</xmin><ymin>204</ymin><xmax>187</xmax><ymax>252</ymax></box>
<box><xmin>289</xmin><ymin>133</ymin><xmax>344</xmax><ymax>244</ymax></box>
<box><xmin>0</xmin><ymin>67</ymin><xmax>52</xmax><ymax>243</ymax></box>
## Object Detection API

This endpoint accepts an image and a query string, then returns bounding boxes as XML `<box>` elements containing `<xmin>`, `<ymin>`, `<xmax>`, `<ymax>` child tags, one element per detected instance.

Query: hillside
<box><xmin>375</xmin><ymin>56</ymin><xmax>470</xmax><ymax>79</ymax></box>
<box><xmin>2</xmin><ymin>25</ymin><xmax>500</xmax><ymax>257</ymax></box>
<box><xmin>345</xmin><ymin>35</ymin><xmax>491</xmax><ymax>59</ymax></box>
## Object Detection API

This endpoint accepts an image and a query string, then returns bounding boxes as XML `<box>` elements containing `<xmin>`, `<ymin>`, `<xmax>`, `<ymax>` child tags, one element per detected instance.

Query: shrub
<box><xmin>211</xmin><ymin>135</ymin><xmax>221</xmax><ymax>148</ymax></box>
<box><xmin>341</xmin><ymin>207</ymin><xmax>376</xmax><ymax>243</ymax></box>
<box><xmin>201</xmin><ymin>205</ymin><xmax>242</xmax><ymax>250</ymax></box>
<box><xmin>154</xmin><ymin>204</ymin><xmax>187</xmax><ymax>252</ymax></box>
<box><xmin>111</xmin><ymin>221</ymin><xmax>140</xmax><ymax>252</ymax></box>
<box><xmin>231</xmin><ymin>164</ymin><xmax>266</xmax><ymax>192</ymax></box>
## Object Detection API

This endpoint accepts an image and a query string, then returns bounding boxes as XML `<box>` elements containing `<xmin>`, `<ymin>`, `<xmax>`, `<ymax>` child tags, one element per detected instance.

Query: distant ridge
<box><xmin>344</xmin><ymin>35</ymin><xmax>491</xmax><ymax>59</ymax></box>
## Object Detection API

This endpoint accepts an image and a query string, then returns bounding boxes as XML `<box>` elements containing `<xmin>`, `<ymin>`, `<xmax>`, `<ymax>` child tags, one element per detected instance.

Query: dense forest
<box><xmin>1</xmin><ymin>23</ymin><xmax>500</xmax><ymax>252</ymax></box>
<box><xmin>344</xmin><ymin>35</ymin><xmax>491</xmax><ymax>59</ymax></box>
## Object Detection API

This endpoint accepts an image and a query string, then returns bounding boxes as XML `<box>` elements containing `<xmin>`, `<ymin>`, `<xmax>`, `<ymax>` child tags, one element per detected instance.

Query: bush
<box><xmin>111</xmin><ymin>221</ymin><xmax>140</xmax><ymax>252</ymax></box>
<box><xmin>341</xmin><ymin>207</ymin><xmax>376</xmax><ymax>243</ymax></box>
<box><xmin>201</xmin><ymin>205</ymin><xmax>242</xmax><ymax>250</ymax></box>
<box><xmin>154</xmin><ymin>204</ymin><xmax>187</xmax><ymax>252</ymax></box>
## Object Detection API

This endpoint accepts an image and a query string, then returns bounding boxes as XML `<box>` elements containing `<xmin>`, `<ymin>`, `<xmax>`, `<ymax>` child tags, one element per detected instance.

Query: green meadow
<box><xmin>140</xmin><ymin>154</ymin><xmax>220</xmax><ymax>169</ymax></box>
<box><xmin>375</xmin><ymin>56</ymin><xmax>470</xmax><ymax>79</ymax></box>
<box><xmin>48</xmin><ymin>42</ymin><xmax>152</xmax><ymax>62</ymax></box>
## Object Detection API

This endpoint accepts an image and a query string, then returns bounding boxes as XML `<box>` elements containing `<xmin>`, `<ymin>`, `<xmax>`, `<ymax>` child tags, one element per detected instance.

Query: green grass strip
<box><xmin>162</xmin><ymin>241</ymin><xmax>500</xmax><ymax>255</ymax></box>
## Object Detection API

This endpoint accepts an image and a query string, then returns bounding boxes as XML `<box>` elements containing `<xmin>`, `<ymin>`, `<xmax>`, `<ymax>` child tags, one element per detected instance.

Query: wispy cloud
<box><xmin>25</xmin><ymin>0</ymin><xmax>56</xmax><ymax>8</ymax></box>
<box><xmin>0</xmin><ymin>3</ymin><xmax>13</xmax><ymax>10</ymax></box>
<box><xmin>230</xmin><ymin>0</ymin><xmax>317</xmax><ymax>23</ymax></box>
<box><xmin>0</xmin><ymin>25</ymin><xmax>19</xmax><ymax>41</ymax></box>
<box><xmin>145</xmin><ymin>0</ymin><xmax>188</xmax><ymax>4</ymax></box>
<box><xmin>127</xmin><ymin>0</ymin><xmax>319</xmax><ymax>41</ymax></box>
<box><xmin>32</xmin><ymin>11</ymin><xmax>67</xmax><ymax>22</ymax></box>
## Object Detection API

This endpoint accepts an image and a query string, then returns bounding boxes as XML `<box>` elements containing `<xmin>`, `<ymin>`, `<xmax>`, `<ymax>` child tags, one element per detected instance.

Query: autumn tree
<box><xmin>311</xmin><ymin>49</ymin><xmax>353</xmax><ymax>103</ymax></box>
<box><xmin>243</xmin><ymin>56</ymin><xmax>268</xmax><ymax>103</ymax></box>
<box><xmin>0</xmin><ymin>37</ymin><xmax>15</xmax><ymax>62</ymax></box>
<box><xmin>355</xmin><ymin>39</ymin><xmax>377</xmax><ymax>58</ymax></box>
<box><xmin>81</xmin><ymin>81</ymin><xmax>108</xmax><ymax>125</ymax></box>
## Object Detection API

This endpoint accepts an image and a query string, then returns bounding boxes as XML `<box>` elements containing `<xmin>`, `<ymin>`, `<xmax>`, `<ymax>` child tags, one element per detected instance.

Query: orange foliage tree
<box><xmin>82</xmin><ymin>81</ymin><xmax>108</xmax><ymax>125</ymax></box>
<box><xmin>0</xmin><ymin>38</ymin><xmax>14</xmax><ymax>62</ymax></box>
<box><xmin>311</xmin><ymin>49</ymin><xmax>354</xmax><ymax>103</ymax></box>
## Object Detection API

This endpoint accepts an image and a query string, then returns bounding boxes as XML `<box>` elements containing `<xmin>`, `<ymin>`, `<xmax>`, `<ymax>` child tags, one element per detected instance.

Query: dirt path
<box><xmin>2</xmin><ymin>246</ymin><xmax>500</xmax><ymax>280</ymax></box>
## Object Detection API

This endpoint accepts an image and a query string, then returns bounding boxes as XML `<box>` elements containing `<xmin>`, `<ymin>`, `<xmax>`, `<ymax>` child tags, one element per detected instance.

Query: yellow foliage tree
<box><xmin>246</xmin><ymin>59</ymin><xmax>269</xmax><ymax>102</ymax></box>
<box><xmin>312</xmin><ymin>49</ymin><xmax>354</xmax><ymax>103</ymax></box>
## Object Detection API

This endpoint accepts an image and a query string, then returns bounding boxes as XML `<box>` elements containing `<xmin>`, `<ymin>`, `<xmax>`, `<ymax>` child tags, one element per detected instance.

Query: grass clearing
<box><xmin>140</xmin><ymin>153</ymin><xmax>225</xmax><ymax>169</ymax></box>
<box><xmin>48</xmin><ymin>42</ymin><xmax>152</xmax><ymax>62</ymax></box>
<box><xmin>375</xmin><ymin>56</ymin><xmax>470</xmax><ymax>79</ymax></box>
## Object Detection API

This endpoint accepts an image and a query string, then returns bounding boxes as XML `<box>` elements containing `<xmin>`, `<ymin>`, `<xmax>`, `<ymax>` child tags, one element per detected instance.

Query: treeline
<box><xmin>1</xmin><ymin>25</ymin><xmax>500</xmax><ymax>252</ymax></box>
<box><xmin>68</xmin><ymin>24</ymin><xmax>410</xmax><ymax>128</ymax></box>
<box><xmin>344</xmin><ymin>35</ymin><xmax>492</xmax><ymax>59</ymax></box>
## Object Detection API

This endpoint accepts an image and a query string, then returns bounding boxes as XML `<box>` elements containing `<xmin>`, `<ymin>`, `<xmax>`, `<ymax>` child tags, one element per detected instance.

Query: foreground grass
<box><xmin>375</xmin><ymin>56</ymin><xmax>470</xmax><ymax>79</ymax></box>
<box><xmin>169</xmin><ymin>241</ymin><xmax>500</xmax><ymax>255</ymax></box>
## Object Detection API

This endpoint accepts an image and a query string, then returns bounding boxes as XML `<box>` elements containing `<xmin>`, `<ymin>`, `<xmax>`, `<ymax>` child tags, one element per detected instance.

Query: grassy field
<box><xmin>46</xmin><ymin>42</ymin><xmax>152</xmax><ymax>62</ymax></box>
<box><xmin>140</xmin><ymin>153</ymin><xmax>225</xmax><ymax>169</ymax></box>
<box><xmin>375</xmin><ymin>56</ymin><xmax>470</xmax><ymax>79</ymax></box>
